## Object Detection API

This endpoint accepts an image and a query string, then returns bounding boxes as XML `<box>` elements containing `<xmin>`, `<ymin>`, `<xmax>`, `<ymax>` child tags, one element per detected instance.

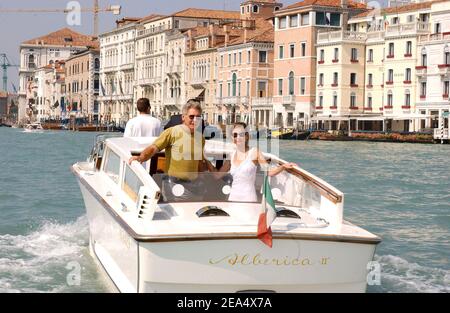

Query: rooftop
<box><xmin>22</xmin><ymin>28</ymin><xmax>98</xmax><ymax>48</ymax></box>
<box><xmin>281</xmin><ymin>0</ymin><xmax>367</xmax><ymax>12</ymax></box>
<box><xmin>354</xmin><ymin>0</ymin><xmax>440</xmax><ymax>18</ymax></box>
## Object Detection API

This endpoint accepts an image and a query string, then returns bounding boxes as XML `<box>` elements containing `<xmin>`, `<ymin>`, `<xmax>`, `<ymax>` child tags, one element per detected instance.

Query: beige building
<box><xmin>134</xmin><ymin>9</ymin><xmax>241</xmax><ymax>120</ymax></box>
<box><xmin>18</xmin><ymin>28</ymin><xmax>97</xmax><ymax>123</ymax></box>
<box><xmin>99</xmin><ymin>17</ymin><xmax>141</xmax><ymax>126</ymax></box>
<box><xmin>416</xmin><ymin>0</ymin><xmax>450</xmax><ymax>139</ymax></box>
<box><xmin>184</xmin><ymin>25</ymin><xmax>239</xmax><ymax>124</ymax></box>
<box><xmin>314</xmin><ymin>0</ymin><xmax>449</xmax><ymax>132</ymax></box>
<box><xmin>65</xmin><ymin>48</ymin><xmax>100</xmax><ymax>122</ymax></box>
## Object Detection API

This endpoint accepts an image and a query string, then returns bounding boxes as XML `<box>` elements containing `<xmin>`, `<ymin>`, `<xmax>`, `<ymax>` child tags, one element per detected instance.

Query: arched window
<box><xmin>421</xmin><ymin>48</ymin><xmax>427</xmax><ymax>66</ymax></box>
<box><xmin>332</xmin><ymin>91</ymin><xmax>338</xmax><ymax>108</ymax></box>
<box><xmin>95</xmin><ymin>58</ymin><xmax>100</xmax><ymax>70</ymax></box>
<box><xmin>444</xmin><ymin>45</ymin><xmax>450</xmax><ymax>65</ymax></box>
<box><xmin>232</xmin><ymin>73</ymin><xmax>237</xmax><ymax>97</ymax></box>
<box><xmin>253</xmin><ymin>5</ymin><xmax>259</xmax><ymax>13</ymax></box>
<box><xmin>288</xmin><ymin>71</ymin><xmax>295</xmax><ymax>95</ymax></box>
<box><xmin>405</xmin><ymin>89</ymin><xmax>411</xmax><ymax>107</ymax></box>
<box><xmin>318</xmin><ymin>92</ymin><xmax>323</xmax><ymax>107</ymax></box>
<box><xmin>387</xmin><ymin>90</ymin><xmax>393</xmax><ymax>107</ymax></box>
<box><xmin>28</xmin><ymin>55</ymin><xmax>35</xmax><ymax>68</ymax></box>
<box><xmin>350</xmin><ymin>92</ymin><xmax>356</xmax><ymax>108</ymax></box>
<box><xmin>367</xmin><ymin>93</ymin><xmax>372</xmax><ymax>109</ymax></box>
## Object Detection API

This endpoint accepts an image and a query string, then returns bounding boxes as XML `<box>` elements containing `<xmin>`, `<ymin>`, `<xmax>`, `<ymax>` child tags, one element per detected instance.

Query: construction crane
<box><xmin>0</xmin><ymin>54</ymin><xmax>19</xmax><ymax>93</ymax></box>
<box><xmin>0</xmin><ymin>0</ymin><xmax>121</xmax><ymax>37</ymax></box>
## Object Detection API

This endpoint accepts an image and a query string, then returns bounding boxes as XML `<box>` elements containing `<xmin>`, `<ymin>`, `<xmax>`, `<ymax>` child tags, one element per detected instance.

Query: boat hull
<box><xmin>77</xmin><ymin>179</ymin><xmax>377</xmax><ymax>293</ymax></box>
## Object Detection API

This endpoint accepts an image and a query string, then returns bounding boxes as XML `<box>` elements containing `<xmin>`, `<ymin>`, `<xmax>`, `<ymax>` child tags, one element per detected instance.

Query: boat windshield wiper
<box><xmin>196</xmin><ymin>206</ymin><xmax>230</xmax><ymax>218</ymax></box>
<box><xmin>275</xmin><ymin>207</ymin><xmax>301</xmax><ymax>219</ymax></box>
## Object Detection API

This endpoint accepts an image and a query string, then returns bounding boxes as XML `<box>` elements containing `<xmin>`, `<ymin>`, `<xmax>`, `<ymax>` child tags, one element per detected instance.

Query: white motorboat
<box><xmin>72</xmin><ymin>135</ymin><xmax>381</xmax><ymax>293</ymax></box>
<box><xmin>23</xmin><ymin>123</ymin><xmax>44</xmax><ymax>133</ymax></box>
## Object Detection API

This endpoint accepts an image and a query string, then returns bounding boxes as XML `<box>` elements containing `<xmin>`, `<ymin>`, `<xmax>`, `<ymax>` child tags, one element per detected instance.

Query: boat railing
<box><xmin>89</xmin><ymin>133</ymin><xmax>126</xmax><ymax>167</ymax></box>
<box><xmin>266</xmin><ymin>153</ymin><xmax>344</xmax><ymax>228</ymax></box>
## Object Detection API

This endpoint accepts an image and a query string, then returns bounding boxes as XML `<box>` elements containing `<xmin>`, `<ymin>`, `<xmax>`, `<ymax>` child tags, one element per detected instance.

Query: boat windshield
<box><xmin>153</xmin><ymin>170</ymin><xmax>323</xmax><ymax>210</ymax></box>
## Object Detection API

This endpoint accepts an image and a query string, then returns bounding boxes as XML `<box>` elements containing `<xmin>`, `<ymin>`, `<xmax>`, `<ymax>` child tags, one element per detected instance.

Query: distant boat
<box><xmin>23</xmin><ymin>123</ymin><xmax>44</xmax><ymax>133</ymax></box>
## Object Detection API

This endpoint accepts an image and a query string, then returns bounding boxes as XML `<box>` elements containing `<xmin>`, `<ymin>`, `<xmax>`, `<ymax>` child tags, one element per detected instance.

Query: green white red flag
<box><xmin>257</xmin><ymin>175</ymin><xmax>277</xmax><ymax>248</ymax></box>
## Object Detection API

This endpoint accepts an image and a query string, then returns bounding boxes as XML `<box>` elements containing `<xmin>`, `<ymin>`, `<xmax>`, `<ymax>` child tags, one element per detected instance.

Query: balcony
<box><xmin>349</xmin><ymin>106</ymin><xmax>359</xmax><ymax>110</ymax></box>
<box><xmin>138</xmin><ymin>77</ymin><xmax>159</xmax><ymax>86</ymax></box>
<box><xmin>366</xmin><ymin>31</ymin><xmax>385</xmax><ymax>42</ymax></box>
<box><xmin>386</xmin><ymin>22</ymin><xmax>430</xmax><ymax>37</ymax></box>
<box><xmin>222</xmin><ymin>97</ymin><xmax>239</xmax><ymax>107</ymax></box>
<box><xmin>418</xmin><ymin>32</ymin><xmax>450</xmax><ymax>44</ymax></box>
<box><xmin>403</xmin><ymin>80</ymin><xmax>412</xmax><ymax>85</ymax></box>
<box><xmin>317</xmin><ymin>30</ymin><xmax>366</xmax><ymax>44</ymax></box>
<box><xmin>282</xmin><ymin>95</ymin><xmax>296</xmax><ymax>106</ymax></box>
<box><xmin>137</xmin><ymin>24</ymin><xmax>171</xmax><ymax>37</ymax></box>
<box><xmin>438</xmin><ymin>64</ymin><xmax>450</xmax><ymax>77</ymax></box>
<box><xmin>120</xmin><ymin>63</ymin><xmax>134</xmax><ymax>71</ymax></box>
<box><xmin>416</xmin><ymin>66</ymin><xmax>427</xmax><ymax>77</ymax></box>
<box><xmin>240</xmin><ymin>97</ymin><xmax>249</xmax><ymax>106</ymax></box>
<box><xmin>166</xmin><ymin>64</ymin><xmax>182</xmax><ymax>75</ymax></box>
<box><xmin>252</xmin><ymin>97</ymin><xmax>272</xmax><ymax>107</ymax></box>
<box><xmin>190</xmin><ymin>77</ymin><xmax>207</xmax><ymax>89</ymax></box>
<box><xmin>402</xmin><ymin>105</ymin><xmax>411</xmax><ymax>110</ymax></box>
<box><xmin>164</xmin><ymin>97</ymin><xmax>180</xmax><ymax>108</ymax></box>
<box><xmin>443</xmin><ymin>94</ymin><xmax>449</xmax><ymax>100</ymax></box>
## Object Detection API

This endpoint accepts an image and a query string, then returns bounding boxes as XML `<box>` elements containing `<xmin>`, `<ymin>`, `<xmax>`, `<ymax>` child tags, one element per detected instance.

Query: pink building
<box><xmin>273</xmin><ymin>0</ymin><xmax>367</xmax><ymax>129</ymax></box>
<box><xmin>215</xmin><ymin>0</ymin><xmax>281</xmax><ymax>126</ymax></box>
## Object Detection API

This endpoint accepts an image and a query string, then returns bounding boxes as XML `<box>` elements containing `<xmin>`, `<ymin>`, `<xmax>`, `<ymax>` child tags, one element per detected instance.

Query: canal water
<box><xmin>0</xmin><ymin>128</ymin><xmax>448</xmax><ymax>293</ymax></box>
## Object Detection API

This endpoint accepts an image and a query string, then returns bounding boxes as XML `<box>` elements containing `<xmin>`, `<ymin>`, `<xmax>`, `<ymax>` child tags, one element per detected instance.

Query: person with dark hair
<box><xmin>124</xmin><ymin>98</ymin><xmax>162</xmax><ymax>137</ymax></box>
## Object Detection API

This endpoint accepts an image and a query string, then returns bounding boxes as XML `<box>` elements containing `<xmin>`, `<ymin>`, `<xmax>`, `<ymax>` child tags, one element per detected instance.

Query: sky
<box><xmin>0</xmin><ymin>0</ymin><xmax>388</xmax><ymax>93</ymax></box>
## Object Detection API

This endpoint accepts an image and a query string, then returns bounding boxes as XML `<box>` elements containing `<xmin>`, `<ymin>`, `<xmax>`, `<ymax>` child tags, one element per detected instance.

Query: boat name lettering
<box><xmin>209</xmin><ymin>254</ymin><xmax>331</xmax><ymax>267</ymax></box>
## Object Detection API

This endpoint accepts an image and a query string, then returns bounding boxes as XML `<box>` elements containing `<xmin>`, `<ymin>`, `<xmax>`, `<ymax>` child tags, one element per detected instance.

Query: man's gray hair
<box><xmin>182</xmin><ymin>99</ymin><xmax>203</xmax><ymax>115</ymax></box>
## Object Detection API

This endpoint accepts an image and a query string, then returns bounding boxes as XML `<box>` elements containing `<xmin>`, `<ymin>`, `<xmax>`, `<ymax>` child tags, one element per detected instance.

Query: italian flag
<box><xmin>257</xmin><ymin>175</ymin><xmax>277</xmax><ymax>248</ymax></box>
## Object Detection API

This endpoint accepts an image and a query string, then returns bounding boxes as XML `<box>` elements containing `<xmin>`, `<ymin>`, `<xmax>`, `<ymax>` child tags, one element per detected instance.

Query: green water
<box><xmin>0</xmin><ymin>128</ymin><xmax>448</xmax><ymax>292</ymax></box>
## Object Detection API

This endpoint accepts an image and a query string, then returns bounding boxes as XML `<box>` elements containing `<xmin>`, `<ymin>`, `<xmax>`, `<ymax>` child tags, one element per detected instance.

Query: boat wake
<box><xmin>370</xmin><ymin>254</ymin><xmax>450</xmax><ymax>293</ymax></box>
<box><xmin>0</xmin><ymin>216</ymin><xmax>108</xmax><ymax>293</ymax></box>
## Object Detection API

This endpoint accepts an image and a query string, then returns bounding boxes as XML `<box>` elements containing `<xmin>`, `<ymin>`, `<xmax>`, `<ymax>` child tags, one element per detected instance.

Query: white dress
<box><xmin>228</xmin><ymin>148</ymin><xmax>258</xmax><ymax>202</ymax></box>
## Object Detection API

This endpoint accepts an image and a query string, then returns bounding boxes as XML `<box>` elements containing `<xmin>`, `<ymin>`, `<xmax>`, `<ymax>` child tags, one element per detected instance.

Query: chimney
<box><xmin>224</xmin><ymin>25</ymin><xmax>229</xmax><ymax>47</ymax></box>
<box><xmin>341</xmin><ymin>0</ymin><xmax>349</xmax><ymax>28</ymax></box>
<box><xmin>187</xmin><ymin>29</ymin><xmax>194</xmax><ymax>51</ymax></box>
<box><xmin>244</xmin><ymin>28</ymin><xmax>248</xmax><ymax>44</ymax></box>
<box><xmin>209</xmin><ymin>24</ymin><xmax>216</xmax><ymax>48</ymax></box>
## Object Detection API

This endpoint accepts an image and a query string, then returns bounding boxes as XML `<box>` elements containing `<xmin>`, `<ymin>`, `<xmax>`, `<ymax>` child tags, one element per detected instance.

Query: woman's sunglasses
<box><xmin>232</xmin><ymin>132</ymin><xmax>247</xmax><ymax>138</ymax></box>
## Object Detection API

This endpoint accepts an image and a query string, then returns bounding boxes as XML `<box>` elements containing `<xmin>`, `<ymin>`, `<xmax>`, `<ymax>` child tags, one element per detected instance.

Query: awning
<box><xmin>311</xmin><ymin>116</ymin><xmax>350</xmax><ymax>121</ymax></box>
<box><xmin>356</xmin><ymin>116</ymin><xmax>385</xmax><ymax>121</ymax></box>
<box><xmin>190</xmin><ymin>89</ymin><xmax>205</xmax><ymax>101</ymax></box>
<box><xmin>392</xmin><ymin>114</ymin><xmax>432</xmax><ymax>120</ymax></box>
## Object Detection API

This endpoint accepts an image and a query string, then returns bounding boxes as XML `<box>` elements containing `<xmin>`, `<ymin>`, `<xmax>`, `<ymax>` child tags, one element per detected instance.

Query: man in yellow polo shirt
<box><xmin>129</xmin><ymin>100</ymin><xmax>206</xmax><ymax>200</ymax></box>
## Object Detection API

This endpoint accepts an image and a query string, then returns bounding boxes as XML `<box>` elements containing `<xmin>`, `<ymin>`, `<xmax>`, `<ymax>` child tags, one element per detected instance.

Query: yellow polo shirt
<box><xmin>153</xmin><ymin>125</ymin><xmax>205</xmax><ymax>180</ymax></box>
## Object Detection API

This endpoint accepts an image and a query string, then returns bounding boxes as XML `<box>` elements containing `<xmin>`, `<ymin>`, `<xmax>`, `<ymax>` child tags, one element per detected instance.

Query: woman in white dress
<box><xmin>207</xmin><ymin>123</ymin><xmax>296</xmax><ymax>202</ymax></box>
